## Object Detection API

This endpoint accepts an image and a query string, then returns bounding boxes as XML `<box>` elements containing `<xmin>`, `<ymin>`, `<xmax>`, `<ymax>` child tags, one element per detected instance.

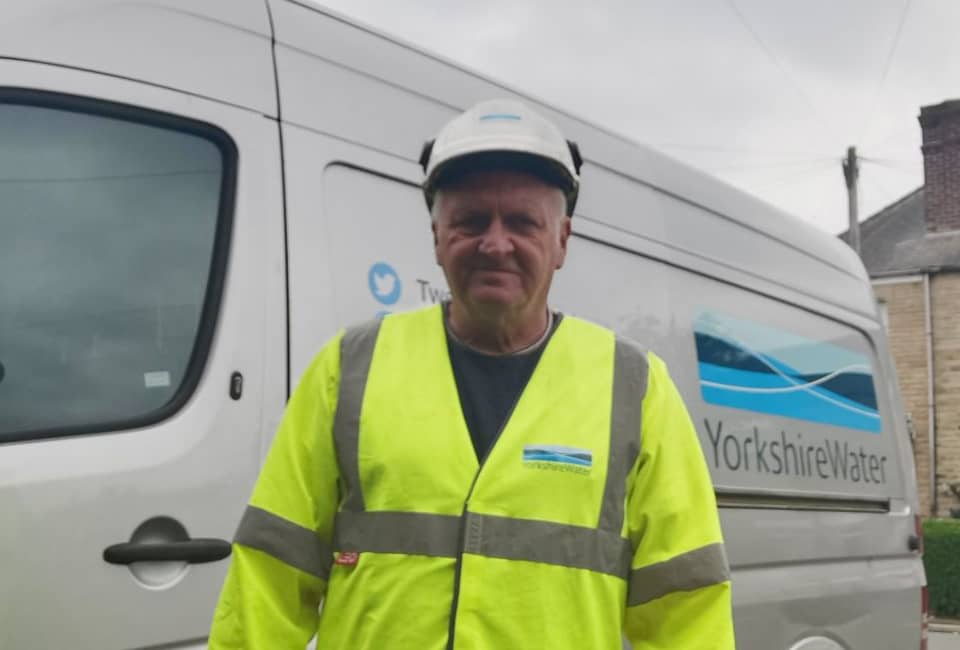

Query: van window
<box><xmin>0</xmin><ymin>96</ymin><xmax>231</xmax><ymax>441</ymax></box>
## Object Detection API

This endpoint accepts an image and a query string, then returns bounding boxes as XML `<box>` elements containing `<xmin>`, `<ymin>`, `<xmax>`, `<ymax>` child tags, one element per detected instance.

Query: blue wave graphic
<box><xmin>523</xmin><ymin>447</ymin><xmax>593</xmax><ymax>467</ymax></box>
<box><xmin>694</xmin><ymin>314</ymin><xmax>881</xmax><ymax>433</ymax></box>
<box><xmin>699</xmin><ymin>363</ymin><xmax>880</xmax><ymax>432</ymax></box>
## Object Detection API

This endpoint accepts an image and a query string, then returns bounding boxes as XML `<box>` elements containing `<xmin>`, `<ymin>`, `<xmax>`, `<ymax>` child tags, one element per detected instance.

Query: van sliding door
<box><xmin>0</xmin><ymin>62</ymin><xmax>285</xmax><ymax>650</ymax></box>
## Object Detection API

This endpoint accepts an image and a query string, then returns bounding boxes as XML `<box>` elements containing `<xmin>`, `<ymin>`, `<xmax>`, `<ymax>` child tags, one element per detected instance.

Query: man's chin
<box><xmin>463</xmin><ymin>289</ymin><xmax>524</xmax><ymax>313</ymax></box>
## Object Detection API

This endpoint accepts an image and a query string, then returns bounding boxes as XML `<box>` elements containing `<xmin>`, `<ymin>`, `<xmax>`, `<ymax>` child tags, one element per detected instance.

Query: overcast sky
<box><xmin>314</xmin><ymin>0</ymin><xmax>960</xmax><ymax>235</ymax></box>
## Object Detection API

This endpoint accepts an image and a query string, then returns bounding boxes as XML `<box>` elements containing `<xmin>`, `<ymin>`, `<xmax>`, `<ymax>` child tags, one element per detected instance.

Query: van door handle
<box><xmin>103</xmin><ymin>538</ymin><xmax>232</xmax><ymax>565</ymax></box>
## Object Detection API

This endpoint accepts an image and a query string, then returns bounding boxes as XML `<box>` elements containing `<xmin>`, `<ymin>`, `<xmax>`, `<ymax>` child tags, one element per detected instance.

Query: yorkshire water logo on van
<box><xmin>368</xmin><ymin>262</ymin><xmax>401</xmax><ymax>306</ymax></box>
<box><xmin>523</xmin><ymin>445</ymin><xmax>593</xmax><ymax>475</ymax></box>
<box><xmin>693</xmin><ymin>311</ymin><xmax>880</xmax><ymax>433</ymax></box>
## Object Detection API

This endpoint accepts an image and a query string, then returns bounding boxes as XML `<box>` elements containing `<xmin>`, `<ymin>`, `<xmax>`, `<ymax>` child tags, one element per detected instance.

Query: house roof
<box><xmin>840</xmin><ymin>187</ymin><xmax>960</xmax><ymax>276</ymax></box>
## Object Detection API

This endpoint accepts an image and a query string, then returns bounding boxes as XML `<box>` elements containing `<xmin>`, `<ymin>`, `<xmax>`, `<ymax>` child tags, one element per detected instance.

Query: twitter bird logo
<box><xmin>368</xmin><ymin>262</ymin><xmax>402</xmax><ymax>306</ymax></box>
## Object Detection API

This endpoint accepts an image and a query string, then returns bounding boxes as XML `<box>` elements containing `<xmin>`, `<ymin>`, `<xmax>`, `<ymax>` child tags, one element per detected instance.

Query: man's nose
<box><xmin>477</xmin><ymin>219</ymin><xmax>514</xmax><ymax>256</ymax></box>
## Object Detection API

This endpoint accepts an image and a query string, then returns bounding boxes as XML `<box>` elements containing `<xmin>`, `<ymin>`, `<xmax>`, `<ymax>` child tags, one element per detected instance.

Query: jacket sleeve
<box><xmin>623</xmin><ymin>352</ymin><xmax>735</xmax><ymax>649</ymax></box>
<box><xmin>209</xmin><ymin>333</ymin><xmax>344</xmax><ymax>649</ymax></box>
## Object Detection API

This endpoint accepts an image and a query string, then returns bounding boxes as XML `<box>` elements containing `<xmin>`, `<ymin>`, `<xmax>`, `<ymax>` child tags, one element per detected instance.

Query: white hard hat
<box><xmin>419</xmin><ymin>99</ymin><xmax>583</xmax><ymax>216</ymax></box>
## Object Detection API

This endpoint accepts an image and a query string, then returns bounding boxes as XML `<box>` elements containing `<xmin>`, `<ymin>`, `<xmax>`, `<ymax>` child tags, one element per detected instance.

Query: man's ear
<box><xmin>432</xmin><ymin>220</ymin><xmax>440</xmax><ymax>264</ymax></box>
<box><xmin>556</xmin><ymin>216</ymin><xmax>572</xmax><ymax>269</ymax></box>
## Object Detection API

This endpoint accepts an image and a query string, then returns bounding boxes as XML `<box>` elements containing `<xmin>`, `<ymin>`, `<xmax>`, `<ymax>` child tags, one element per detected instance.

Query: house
<box><xmin>842</xmin><ymin>99</ymin><xmax>960</xmax><ymax>517</ymax></box>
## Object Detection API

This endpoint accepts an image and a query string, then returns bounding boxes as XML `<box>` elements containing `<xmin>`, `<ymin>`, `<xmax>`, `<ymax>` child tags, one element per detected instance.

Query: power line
<box><xmin>858</xmin><ymin>0</ymin><xmax>914</xmax><ymax>144</ymax></box>
<box><xmin>868</xmin><ymin>121</ymin><xmax>921</xmax><ymax>149</ymax></box>
<box><xmin>860</xmin><ymin>168</ymin><xmax>906</xmax><ymax>213</ymax></box>
<box><xmin>740</xmin><ymin>161</ymin><xmax>838</xmax><ymax>189</ymax></box>
<box><xmin>722</xmin><ymin>0</ymin><xmax>841</xmax><ymax>144</ymax></box>
<box><xmin>806</xmin><ymin>179</ymin><xmax>837</xmax><ymax>226</ymax></box>
<box><xmin>705</xmin><ymin>157</ymin><xmax>838</xmax><ymax>173</ymax></box>
<box><xmin>860</xmin><ymin>154</ymin><xmax>913</xmax><ymax>164</ymax></box>
<box><xmin>860</xmin><ymin>157</ymin><xmax>920</xmax><ymax>174</ymax></box>
<box><xmin>648</xmin><ymin>142</ymin><xmax>831</xmax><ymax>157</ymax></box>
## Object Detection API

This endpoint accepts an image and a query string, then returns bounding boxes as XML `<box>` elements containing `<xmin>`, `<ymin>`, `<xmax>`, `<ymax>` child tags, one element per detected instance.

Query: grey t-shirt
<box><xmin>445</xmin><ymin>310</ymin><xmax>562</xmax><ymax>462</ymax></box>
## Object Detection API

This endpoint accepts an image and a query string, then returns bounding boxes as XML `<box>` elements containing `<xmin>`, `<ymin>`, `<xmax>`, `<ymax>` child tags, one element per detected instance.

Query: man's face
<box><xmin>432</xmin><ymin>170</ymin><xmax>572</xmax><ymax>320</ymax></box>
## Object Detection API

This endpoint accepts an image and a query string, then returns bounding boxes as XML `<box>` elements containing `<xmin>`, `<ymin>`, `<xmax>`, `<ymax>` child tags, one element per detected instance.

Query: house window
<box><xmin>877</xmin><ymin>299</ymin><xmax>890</xmax><ymax>331</ymax></box>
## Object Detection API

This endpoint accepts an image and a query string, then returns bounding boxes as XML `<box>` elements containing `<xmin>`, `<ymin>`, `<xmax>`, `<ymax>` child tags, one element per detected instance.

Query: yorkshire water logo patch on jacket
<box><xmin>523</xmin><ymin>444</ymin><xmax>593</xmax><ymax>475</ymax></box>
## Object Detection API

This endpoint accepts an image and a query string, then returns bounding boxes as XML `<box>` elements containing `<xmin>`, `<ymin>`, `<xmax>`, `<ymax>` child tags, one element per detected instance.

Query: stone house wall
<box><xmin>875</xmin><ymin>271</ymin><xmax>960</xmax><ymax>517</ymax></box>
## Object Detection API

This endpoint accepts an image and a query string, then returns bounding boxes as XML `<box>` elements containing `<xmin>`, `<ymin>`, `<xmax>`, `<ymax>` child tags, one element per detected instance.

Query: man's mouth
<box><xmin>474</xmin><ymin>267</ymin><xmax>517</xmax><ymax>275</ymax></box>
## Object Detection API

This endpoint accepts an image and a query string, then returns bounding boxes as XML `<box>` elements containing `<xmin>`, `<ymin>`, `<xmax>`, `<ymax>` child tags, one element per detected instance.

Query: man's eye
<box><xmin>508</xmin><ymin>216</ymin><xmax>536</xmax><ymax>230</ymax></box>
<box><xmin>458</xmin><ymin>216</ymin><xmax>486</xmax><ymax>231</ymax></box>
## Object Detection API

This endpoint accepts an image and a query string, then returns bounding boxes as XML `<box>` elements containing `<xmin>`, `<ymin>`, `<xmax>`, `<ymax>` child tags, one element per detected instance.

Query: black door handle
<box><xmin>103</xmin><ymin>538</ymin><xmax>232</xmax><ymax>565</ymax></box>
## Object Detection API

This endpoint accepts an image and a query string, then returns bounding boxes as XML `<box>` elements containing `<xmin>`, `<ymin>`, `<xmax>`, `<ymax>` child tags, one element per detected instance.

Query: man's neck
<box><xmin>446</xmin><ymin>302</ymin><xmax>550</xmax><ymax>355</ymax></box>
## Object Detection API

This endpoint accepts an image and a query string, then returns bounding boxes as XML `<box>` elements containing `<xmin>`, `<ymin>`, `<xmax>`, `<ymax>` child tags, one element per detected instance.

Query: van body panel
<box><xmin>569</xmin><ymin>216</ymin><xmax>881</xmax><ymax>336</ymax></box>
<box><xmin>722</xmin><ymin>508</ymin><xmax>914</xmax><ymax>568</ymax></box>
<box><xmin>873</xmin><ymin>321</ymin><xmax>923</xmax><ymax>513</ymax></box>
<box><xmin>732</xmin><ymin>554</ymin><xmax>923</xmax><ymax>649</ymax></box>
<box><xmin>0</xmin><ymin>58</ymin><xmax>285</xmax><ymax>649</ymax></box>
<box><xmin>0</xmin><ymin>0</ymin><xmax>275</xmax><ymax>115</ymax></box>
<box><xmin>281</xmin><ymin>131</ymin><xmax>428</xmax><ymax>378</ymax></box>
<box><xmin>577</xmin><ymin>166</ymin><xmax>876</xmax><ymax>318</ymax></box>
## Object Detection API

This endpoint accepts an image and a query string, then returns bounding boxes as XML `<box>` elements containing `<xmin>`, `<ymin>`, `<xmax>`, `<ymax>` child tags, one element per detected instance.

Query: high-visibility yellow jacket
<box><xmin>210</xmin><ymin>305</ymin><xmax>734</xmax><ymax>649</ymax></box>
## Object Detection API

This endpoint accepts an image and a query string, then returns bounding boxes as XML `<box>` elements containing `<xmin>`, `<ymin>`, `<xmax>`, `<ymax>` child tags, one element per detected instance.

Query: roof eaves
<box><xmin>869</xmin><ymin>264</ymin><xmax>960</xmax><ymax>279</ymax></box>
<box><xmin>849</xmin><ymin>186</ymin><xmax>924</xmax><ymax>237</ymax></box>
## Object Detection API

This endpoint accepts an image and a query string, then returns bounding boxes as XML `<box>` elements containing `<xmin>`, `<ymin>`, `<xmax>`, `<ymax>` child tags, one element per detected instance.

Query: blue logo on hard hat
<box><xmin>368</xmin><ymin>262</ymin><xmax>401</xmax><ymax>306</ymax></box>
<box><xmin>479</xmin><ymin>113</ymin><xmax>522</xmax><ymax>121</ymax></box>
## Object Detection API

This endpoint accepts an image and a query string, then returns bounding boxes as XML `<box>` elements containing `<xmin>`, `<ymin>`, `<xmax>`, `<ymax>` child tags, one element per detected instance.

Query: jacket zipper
<box><xmin>445</xmin><ymin>395</ymin><xmax>525</xmax><ymax>650</ymax></box>
<box><xmin>443</xmin><ymin>310</ymin><xmax>558</xmax><ymax>649</ymax></box>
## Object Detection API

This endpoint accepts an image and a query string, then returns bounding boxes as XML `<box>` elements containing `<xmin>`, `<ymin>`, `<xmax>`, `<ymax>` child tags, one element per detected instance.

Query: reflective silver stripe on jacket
<box><xmin>234</xmin><ymin>505</ymin><xmax>334</xmax><ymax>581</ymax></box>
<box><xmin>599</xmin><ymin>338</ymin><xmax>646</xmax><ymax>535</ymax></box>
<box><xmin>332</xmin><ymin>318</ymin><xmax>382</xmax><ymax>513</ymax></box>
<box><xmin>627</xmin><ymin>543</ymin><xmax>731</xmax><ymax>606</ymax></box>
<box><xmin>331</xmin><ymin>320</ymin><xmax>648</xmax><ymax>580</ymax></box>
<box><xmin>334</xmin><ymin>510</ymin><xmax>634</xmax><ymax>577</ymax></box>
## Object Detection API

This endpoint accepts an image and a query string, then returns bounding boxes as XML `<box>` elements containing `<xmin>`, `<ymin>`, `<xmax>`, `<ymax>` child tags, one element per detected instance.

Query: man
<box><xmin>210</xmin><ymin>99</ymin><xmax>734</xmax><ymax>649</ymax></box>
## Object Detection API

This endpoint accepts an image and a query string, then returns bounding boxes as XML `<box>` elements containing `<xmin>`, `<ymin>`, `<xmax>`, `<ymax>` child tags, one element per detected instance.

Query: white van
<box><xmin>0</xmin><ymin>1</ymin><xmax>926</xmax><ymax>648</ymax></box>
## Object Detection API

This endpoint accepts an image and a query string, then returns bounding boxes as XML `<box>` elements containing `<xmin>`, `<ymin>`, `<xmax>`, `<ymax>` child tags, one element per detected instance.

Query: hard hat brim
<box><xmin>424</xmin><ymin>150</ymin><xmax>579</xmax><ymax>216</ymax></box>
